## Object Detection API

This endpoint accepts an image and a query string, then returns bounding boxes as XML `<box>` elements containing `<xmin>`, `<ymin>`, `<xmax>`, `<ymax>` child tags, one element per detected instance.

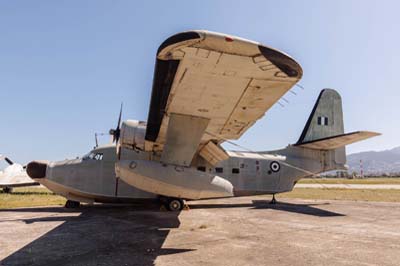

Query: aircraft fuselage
<box><xmin>31</xmin><ymin>144</ymin><xmax>343</xmax><ymax>204</ymax></box>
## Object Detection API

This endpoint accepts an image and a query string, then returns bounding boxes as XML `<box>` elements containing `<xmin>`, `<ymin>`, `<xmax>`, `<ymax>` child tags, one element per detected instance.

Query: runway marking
<box><xmin>296</xmin><ymin>184</ymin><xmax>400</xmax><ymax>190</ymax></box>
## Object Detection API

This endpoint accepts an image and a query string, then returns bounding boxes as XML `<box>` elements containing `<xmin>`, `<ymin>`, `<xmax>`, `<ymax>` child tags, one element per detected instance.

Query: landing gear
<box><xmin>65</xmin><ymin>200</ymin><xmax>80</xmax><ymax>208</ymax></box>
<box><xmin>2</xmin><ymin>187</ymin><xmax>13</xmax><ymax>193</ymax></box>
<box><xmin>167</xmin><ymin>198</ymin><xmax>184</xmax><ymax>211</ymax></box>
<box><xmin>270</xmin><ymin>194</ymin><xmax>277</xmax><ymax>204</ymax></box>
<box><xmin>159</xmin><ymin>196</ymin><xmax>184</xmax><ymax>211</ymax></box>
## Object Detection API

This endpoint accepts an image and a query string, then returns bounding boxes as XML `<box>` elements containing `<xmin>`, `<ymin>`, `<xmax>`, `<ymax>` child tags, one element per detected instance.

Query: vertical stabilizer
<box><xmin>293</xmin><ymin>89</ymin><xmax>380</xmax><ymax>172</ymax></box>
<box><xmin>297</xmin><ymin>89</ymin><xmax>344</xmax><ymax>144</ymax></box>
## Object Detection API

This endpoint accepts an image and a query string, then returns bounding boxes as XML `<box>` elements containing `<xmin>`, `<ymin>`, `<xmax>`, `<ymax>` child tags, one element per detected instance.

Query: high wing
<box><xmin>144</xmin><ymin>30</ymin><xmax>303</xmax><ymax>166</ymax></box>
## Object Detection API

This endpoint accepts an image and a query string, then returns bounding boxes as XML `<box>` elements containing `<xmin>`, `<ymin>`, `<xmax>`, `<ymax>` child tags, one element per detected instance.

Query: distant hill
<box><xmin>347</xmin><ymin>147</ymin><xmax>400</xmax><ymax>175</ymax></box>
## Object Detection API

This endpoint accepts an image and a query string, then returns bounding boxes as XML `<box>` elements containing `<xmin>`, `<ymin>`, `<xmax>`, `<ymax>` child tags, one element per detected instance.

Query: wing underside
<box><xmin>144</xmin><ymin>30</ymin><xmax>303</xmax><ymax>166</ymax></box>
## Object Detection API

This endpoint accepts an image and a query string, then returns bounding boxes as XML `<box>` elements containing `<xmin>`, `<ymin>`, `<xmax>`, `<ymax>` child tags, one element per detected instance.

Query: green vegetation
<box><xmin>298</xmin><ymin>177</ymin><xmax>400</xmax><ymax>185</ymax></box>
<box><xmin>282</xmin><ymin>187</ymin><xmax>400</xmax><ymax>202</ymax></box>
<box><xmin>0</xmin><ymin>187</ymin><xmax>65</xmax><ymax>209</ymax></box>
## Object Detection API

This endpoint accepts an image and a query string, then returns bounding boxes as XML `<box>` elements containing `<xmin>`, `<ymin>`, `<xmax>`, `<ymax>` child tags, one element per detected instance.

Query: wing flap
<box><xmin>199</xmin><ymin>141</ymin><xmax>229</xmax><ymax>166</ymax></box>
<box><xmin>160</xmin><ymin>113</ymin><xmax>209</xmax><ymax>166</ymax></box>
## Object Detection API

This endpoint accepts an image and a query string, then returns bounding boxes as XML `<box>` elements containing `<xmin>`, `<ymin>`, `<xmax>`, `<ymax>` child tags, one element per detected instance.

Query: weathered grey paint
<box><xmin>116</xmin><ymin>159</ymin><xmax>233</xmax><ymax>199</ymax></box>
<box><xmin>298</xmin><ymin>89</ymin><xmax>344</xmax><ymax>143</ymax></box>
<box><xmin>39</xmin><ymin>143</ymin><xmax>338</xmax><ymax>202</ymax></box>
<box><xmin>30</xmin><ymin>88</ymin><xmax>378</xmax><ymax>203</ymax></box>
<box><xmin>41</xmin><ymin>145</ymin><xmax>156</xmax><ymax>203</ymax></box>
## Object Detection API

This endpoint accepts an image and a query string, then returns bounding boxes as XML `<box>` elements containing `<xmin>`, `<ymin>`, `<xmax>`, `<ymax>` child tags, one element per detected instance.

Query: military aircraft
<box><xmin>26</xmin><ymin>30</ymin><xmax>380</xmax><ymax>210</ymax></box>
<box><xmin>0</xmin><ymin>155</ymin><xmax>39</xmax><ymax>193</ymax></box>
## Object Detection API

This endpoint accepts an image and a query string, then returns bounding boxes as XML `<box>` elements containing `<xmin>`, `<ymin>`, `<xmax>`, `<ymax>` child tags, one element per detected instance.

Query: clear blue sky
<box><xmin>0</xmin><ymin>0</ymin><xmax>398</xmax><ymax>164</ymax></box>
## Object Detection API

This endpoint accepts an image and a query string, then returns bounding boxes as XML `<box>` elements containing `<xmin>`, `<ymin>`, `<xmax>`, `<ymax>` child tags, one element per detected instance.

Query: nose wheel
<box><xmin>2</xmin><ymin>187</ymin><xmax>13</xmax><ymax>193</ymax></box>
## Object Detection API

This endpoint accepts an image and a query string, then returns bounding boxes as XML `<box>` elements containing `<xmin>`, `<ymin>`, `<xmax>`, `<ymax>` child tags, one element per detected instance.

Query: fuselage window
<box><xmin>232</xmin><ymin>168</ymin><xmax>240</xmax><ymax>174</ymax></box>
<box><xmin>215</xmin><ymin>167</ymin><xmax>223</xmax><ymax>173</ymax></box>
<box><xmin>83</xmin><ymin>152</ymin><xmax>94</xmax><ymax>160</ymax></box>
<box><xmin>197</xmin><ymin>166</ymin><xmax>206</xmax><ymax>172</ymax></box>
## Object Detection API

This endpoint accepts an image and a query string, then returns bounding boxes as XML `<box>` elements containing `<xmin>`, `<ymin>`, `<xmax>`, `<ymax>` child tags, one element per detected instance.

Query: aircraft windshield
<box><xmin>82</xmin><ymin>152</ymin><xmax>103</xmax><ymax>161</ymax></box>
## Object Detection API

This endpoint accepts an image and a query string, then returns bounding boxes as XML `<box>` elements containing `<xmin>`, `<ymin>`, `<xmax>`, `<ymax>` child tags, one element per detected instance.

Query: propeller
<box><xmin>109</xmin><ymin>103</ymin><xmax>123</xmax><ymax>143</ymax></box>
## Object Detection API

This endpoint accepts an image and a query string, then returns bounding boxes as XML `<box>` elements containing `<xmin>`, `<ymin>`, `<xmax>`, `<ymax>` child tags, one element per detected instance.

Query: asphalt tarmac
<box><xmin>1</xmin><ymin>196</ymin><xmax>399</xmax><ymax>266</ymax></box>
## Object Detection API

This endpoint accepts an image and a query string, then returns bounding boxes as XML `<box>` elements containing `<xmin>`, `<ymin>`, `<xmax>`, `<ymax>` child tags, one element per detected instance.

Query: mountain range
<box><xmin>347</xmin><ymin>147</ymin><xmax>400</xmax><ymax>175</ymax></box>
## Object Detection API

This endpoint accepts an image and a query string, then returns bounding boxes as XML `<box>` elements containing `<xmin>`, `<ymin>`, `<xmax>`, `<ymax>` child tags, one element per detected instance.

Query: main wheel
<box><xmin>65</xmin><ymin>200</ymin><xmax>80</xmax><ymax>208</ymax></box>
<box><xmin>167</xmin><ymin>198</ymin><xmax>184</xmax><ymax>211</ymax></box>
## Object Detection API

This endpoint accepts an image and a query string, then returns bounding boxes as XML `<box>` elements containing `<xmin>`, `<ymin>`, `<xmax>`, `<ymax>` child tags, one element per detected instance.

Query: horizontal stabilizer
<box><xmin>295</xmin><ymin>131</ymin><xmax>381</xmax><ymax>150</ymax></box>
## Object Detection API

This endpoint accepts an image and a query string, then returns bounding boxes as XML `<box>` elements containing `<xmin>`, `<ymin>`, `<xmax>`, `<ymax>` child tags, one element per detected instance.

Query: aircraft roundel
<box><xmin>270</xmin><ymin>161</ymin><xmax>281</xmax><ymax>172</ymax></box>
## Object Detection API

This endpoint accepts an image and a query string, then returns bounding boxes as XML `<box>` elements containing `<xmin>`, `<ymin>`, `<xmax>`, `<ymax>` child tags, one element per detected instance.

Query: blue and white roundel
<box><xmin>270</xmin><ymin>161</ymin><xmax>280</xmax><ymax>172</ymax></box>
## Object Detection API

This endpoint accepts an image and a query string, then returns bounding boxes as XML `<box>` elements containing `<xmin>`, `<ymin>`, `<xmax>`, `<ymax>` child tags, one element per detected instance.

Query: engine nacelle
<box><xmin>120</xmin><ymin>120</ymin><xmax>147</xmax><ymax>151</ymax></box>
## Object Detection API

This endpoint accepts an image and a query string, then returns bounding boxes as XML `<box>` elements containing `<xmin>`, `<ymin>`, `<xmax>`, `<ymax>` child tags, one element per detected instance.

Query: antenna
<box><xmin>94</xmin><ymin>133</ymin><xmax>107</xmax><ymax>148</ymax></box>
<box><xmin>95</xmin><ymin>133</ymin><xmax>99</xmax><ymax>148</ymax></box>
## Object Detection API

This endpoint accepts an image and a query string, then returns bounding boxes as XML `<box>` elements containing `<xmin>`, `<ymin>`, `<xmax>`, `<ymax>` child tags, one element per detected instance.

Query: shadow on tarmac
<box><xmin>1</xmin><ymin>204</ymin><xmax>193</xmax><ymax>266</ymax></box>
<box><xmin>1</xmin><ymin>199</ymin><xmax>344</xmax><ymax>265</ymax></box>
<box><xmin>189</xmin><ymin>200</ymin><xmax>344</xmax><ymax>217</ymax></box>
<box><xmin>251</xmin><ymin>200</ymin><xmax>345</xmax><ymax>217</ymax></box>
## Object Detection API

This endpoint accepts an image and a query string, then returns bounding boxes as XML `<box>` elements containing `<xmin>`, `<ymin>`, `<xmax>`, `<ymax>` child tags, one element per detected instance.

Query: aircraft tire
<box><xmin>3</xmin><ymin>187</ymin><xmax>13</xmax><ymax>193</ymax></box>
<box><xmin>65</xmin><ymin>200</ymin><xmax>80</xmax><ymax>208</ymax></box>
<box><xmin>167</xmin><ymin>198</ymin><xmax>184</xmax><ymax>211</ymax></box>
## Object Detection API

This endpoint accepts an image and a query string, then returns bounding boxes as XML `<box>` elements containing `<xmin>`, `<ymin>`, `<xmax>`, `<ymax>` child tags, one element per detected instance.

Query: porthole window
<box><xmin>215</xmin><ymin>167</ymin><xmax>223</xmax><ymax>173</ymax></box>
<box><xmin>197</xmin><ymin>166</ymin><xmax>206</xmax><ymax>172</ymax></box>
<box><xmin>232</xmin><ymin>168</ymin><xmax>240</xmax><ymax>174</ymax></box>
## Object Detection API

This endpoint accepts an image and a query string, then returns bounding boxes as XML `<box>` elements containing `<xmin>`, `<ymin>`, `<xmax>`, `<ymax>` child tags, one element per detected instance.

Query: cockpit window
<box><xmin>82</xmin><ymin>152</ymin><xmax>103</xmax><ymax>161</ymax></box>
<box><xmin>94</xmin><ymin>153</ymin><xmax>103</xmax><ymax>160</ymax></box>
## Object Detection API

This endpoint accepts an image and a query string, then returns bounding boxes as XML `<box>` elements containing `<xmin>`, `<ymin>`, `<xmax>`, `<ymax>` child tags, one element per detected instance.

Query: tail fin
<box><xmin>294</xmin><ymin>88</ymin><xmax>380</xmax><ymax>172</ymax></box>
<box><xmin>297</xmin><ymin>89</ymin><xmax>344</xmax><ymax>144</ymax></box>
<box><xmin>295</xmin><ymin>88</ymin><xmax>380</xmax><ymax>150</ymax></box>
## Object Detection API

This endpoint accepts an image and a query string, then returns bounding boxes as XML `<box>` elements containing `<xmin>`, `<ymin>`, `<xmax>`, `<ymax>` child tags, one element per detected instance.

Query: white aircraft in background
<box><xmin>0</xmin><ymin>155</ymin><xmax>39</xmax><ymax>193</ymax></box>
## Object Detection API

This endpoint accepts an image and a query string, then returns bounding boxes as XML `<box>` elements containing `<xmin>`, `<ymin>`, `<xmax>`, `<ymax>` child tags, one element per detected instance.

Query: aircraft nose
<box><xmin>26</xmin><ymin>161</ymin><xmax>47</xmax><ymax>179</ymax></box>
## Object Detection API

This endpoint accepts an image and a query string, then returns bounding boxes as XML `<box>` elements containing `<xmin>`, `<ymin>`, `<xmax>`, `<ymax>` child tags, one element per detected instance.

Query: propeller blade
<box><xmin>115</xmin><ymin>103</ymin><xmax>123</xmax><ymax>143</ymax></box>
<box><xmin>4</xmin><ymin>157</ymin><xmax>13</xmax><ymax>165</ymax></box>
<box><xmin>117</xmin><ymin>103</ymin><xmax>123</xmax><ymax>130</ymax></box>
<box><xmin>0</xmin><ymin>155</ymin><xmax>13</xmax><ymax>165</ymax></box>
<box><xmin>110</xmin><ymin>103</ymin><xmax>123</xmax><ymax>143</ymax></box>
